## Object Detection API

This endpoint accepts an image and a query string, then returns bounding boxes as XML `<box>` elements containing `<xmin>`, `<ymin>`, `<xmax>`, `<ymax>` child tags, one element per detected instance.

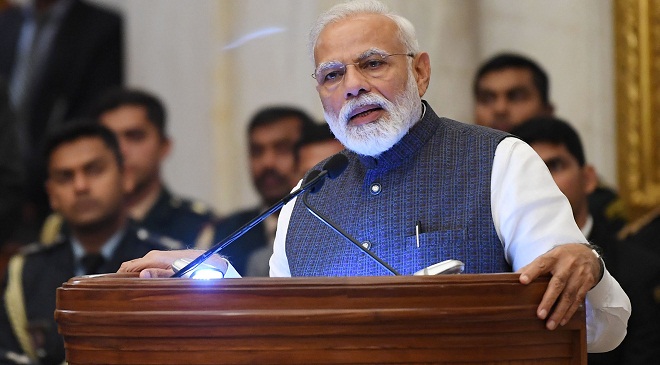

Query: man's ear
<box><xmin>412</xmin><ymin>52</ymin><xmax>431</xmax><ymax>97</ymax></box>
<box><xmin>543</xmin><ymin>102</ymin><xmax>555</xmax><ymax>116</ymax></box>
<box><xmin>45</xmin><ymin>179</ymin><xmax>59</xmax><ymax>212</ymax></box>
<box><xmin>583</xmin><ymin>164</ymin><xmax>599</xmax><ymax>195</ymax></box>
<box><xmin>159</xmin><ymin>137</ymin><xmax>172</xmax><ymax>161</ymax></box>
<box><xmin>121</xmin><ymin>166</ymin><xmax>136</xmax><ymax>196</ymax></box>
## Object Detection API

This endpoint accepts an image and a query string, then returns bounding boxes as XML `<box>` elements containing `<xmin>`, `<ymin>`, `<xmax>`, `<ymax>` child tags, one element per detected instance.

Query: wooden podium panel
<box><xmin>55</xmin><ymin>273</ymin><xmax>585</xmax><ymax>364</ymax></box>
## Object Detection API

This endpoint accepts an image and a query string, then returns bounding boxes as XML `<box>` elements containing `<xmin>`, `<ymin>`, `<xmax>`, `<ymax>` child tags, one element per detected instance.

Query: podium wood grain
<box><xmin>55</xmin><ymin>273</ymin><xmax>586</xmax><ymax>364</ymax></box>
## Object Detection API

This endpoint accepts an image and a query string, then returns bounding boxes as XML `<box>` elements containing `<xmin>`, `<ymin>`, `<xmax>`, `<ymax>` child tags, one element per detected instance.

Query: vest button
<box><xmin>370</xmin><ymin>183</ymin><xmax>381</xmax><ymax>195</ymax></box>
<box><xmin>361</xmin><ymin>241</ymin><xmax>372</xmax><ymax>250</ymax></box>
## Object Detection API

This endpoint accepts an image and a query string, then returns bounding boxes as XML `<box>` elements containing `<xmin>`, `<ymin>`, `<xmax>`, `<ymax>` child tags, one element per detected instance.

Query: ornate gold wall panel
<box><xmin>615</xmin><ymin>0</ymin><xmax>660</xmax><ymax>219</ymax></box>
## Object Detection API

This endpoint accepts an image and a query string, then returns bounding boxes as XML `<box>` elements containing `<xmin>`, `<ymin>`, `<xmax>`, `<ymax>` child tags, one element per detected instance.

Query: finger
<box><xmin>538</xmin><ymin>278</ymin><xmax>565</xmax><ymax>323</ymax></box>
<box><xmin>139</xmin><ymin>268</ymin><xmax>174</xmax><ymax>278</ymax></box>
<box><xmin>559</xmin><ymin>298</ymin><xmax>583</xmax><ymax>327</ymax></box>
<box><xmin>122</xmin><ymin>259</ymin><xmax>171</xmax><ymax>273</ymax></box>
<box><xmin>558</xmin><ymin>282</ymin><xmax>590</xmax><ymax>326</ymax></box>
<box><xmin>518</xmin><ymin>255</ymin><xmax>552</xmax><ymax>285</ymax></box>
<box><xmin>544</xmin><ymin>279</ymin><xmax>573</xmax><ymax>330</ymax></box>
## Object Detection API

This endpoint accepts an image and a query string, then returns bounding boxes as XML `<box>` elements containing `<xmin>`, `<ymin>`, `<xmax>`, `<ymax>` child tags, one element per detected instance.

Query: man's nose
<box><xmin>72</xmin><ymin>173</ymin><xmax>90</xmax><ymax>192</ymax></box>
<box><xmin>343</xmin><ymin>65</ymin><xmax>370</xmax><ymax>99</ymax></box>
<box><xmin>493</xmin><ymin>96</ymin><xmax>509</xmax><ymax>115</ymax></box>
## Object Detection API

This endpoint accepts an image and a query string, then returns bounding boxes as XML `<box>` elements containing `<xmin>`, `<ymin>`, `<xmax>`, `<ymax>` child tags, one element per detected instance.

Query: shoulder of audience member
<box><xmin>127</xmin><ymin>221</ymin><xmax>186</xmax><ymax>250</ymax></box>
<box><xmin>165</xmin><ymin>190</ymin><xmax>217</xmax><ymax>221</ymax></box>
<box><xmin>617</xmin><ymin>205</ymin><xmax>660</xmax><ymax>240</ymax></box>
<box><xmin>19</xmin><ymin>236</ymin><xmax>68</xmax><ymax>258</ymax></box>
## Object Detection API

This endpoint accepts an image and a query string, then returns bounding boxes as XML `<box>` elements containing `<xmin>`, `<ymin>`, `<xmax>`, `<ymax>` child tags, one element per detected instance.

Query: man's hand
<box><xmin>118</xmin><ymin>249</ymin><xmax>213</xmax><ymax>278</ymax></box>
<box><xmin>518</xmin><ymin>243</ymin><xmax>602</xmax><ymax>330</ymax></box>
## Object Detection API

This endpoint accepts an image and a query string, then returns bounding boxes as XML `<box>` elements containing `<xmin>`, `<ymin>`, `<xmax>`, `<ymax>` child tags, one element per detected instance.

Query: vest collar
<box><xmin>357</xmin><ymin>100</ymin><xmax>438</xmax><ymax>171</ymax></box>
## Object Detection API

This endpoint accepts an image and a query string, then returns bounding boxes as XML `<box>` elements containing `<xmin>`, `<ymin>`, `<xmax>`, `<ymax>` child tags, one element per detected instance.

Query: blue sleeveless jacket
<box><xmin>286</xmin><ymin>103</ymin><xmax>512</xmax><ymax>276</ymax></box>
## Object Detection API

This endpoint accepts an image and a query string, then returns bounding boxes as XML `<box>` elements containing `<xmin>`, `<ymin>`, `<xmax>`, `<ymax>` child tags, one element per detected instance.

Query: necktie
<box><xmin>80</xmin><ymin>253</ymin><xmax>105</xmax><ymax>275</ymax></box>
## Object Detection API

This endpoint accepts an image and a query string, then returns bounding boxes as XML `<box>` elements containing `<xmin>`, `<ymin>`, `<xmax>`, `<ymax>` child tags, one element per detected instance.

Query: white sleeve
<box><xmin>221</xmin><ymin>259</ymin><xmax>243</xmax><ymax>278</ymax></box>
<box><xmin>491</xmin><ymin>137</ymin><xmax>630</xmax><ymax>353</ymax></box>
<box><xmin>491</xmin><ymin>137</ymin><xmax>587</xmax><ymax>270</ymax></box>
<box><xmin>268</xmin><ymin>181</ymin><xmax>300</xmax><ymax>277</ymax></box>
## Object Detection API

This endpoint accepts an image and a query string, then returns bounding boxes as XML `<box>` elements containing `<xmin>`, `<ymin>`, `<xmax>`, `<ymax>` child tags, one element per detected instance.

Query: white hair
<box><xmin>308</xmin><ymin>0</ymin><xmax>420</xmax><ymax>63</ymax></box>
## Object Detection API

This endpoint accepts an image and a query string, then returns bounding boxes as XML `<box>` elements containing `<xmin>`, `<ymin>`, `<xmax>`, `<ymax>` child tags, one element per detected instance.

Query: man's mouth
<box><xmin>348</xmin><ymin>105</ymin><xmax>384</xmax><ymax>125</ymax></box>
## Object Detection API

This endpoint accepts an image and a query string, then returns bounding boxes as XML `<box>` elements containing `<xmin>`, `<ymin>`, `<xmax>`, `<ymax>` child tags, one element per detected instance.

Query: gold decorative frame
<box><xmin>615</xmin><ymin>0</ymin><xmax>660</xmax><ymax>220</ymax></box>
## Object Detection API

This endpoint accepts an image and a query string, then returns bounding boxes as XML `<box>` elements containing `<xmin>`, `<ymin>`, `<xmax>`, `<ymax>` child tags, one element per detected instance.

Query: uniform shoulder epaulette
<box><xmin>169</xmin><ymin>194</ymin><xmax>212</xmax><ymax>216</ymax></box>
<box><xmin>617</xmin><ymin>205</ymin><xmax>660</xmax><ymax>240</ymax></box>
<box><xmin>39</xmin><ymin>213</ymin><xmax>64</xmax><ymax>246</ymax></box>
<box><xmin>17</xmin><ymin>238</ymin><xmax>65</xmax><ymax>257</ymax></box>
<box><xmin>136</xmin><ymin>227</ymin><xmax>185</xmax><ymax>250</ymax></box>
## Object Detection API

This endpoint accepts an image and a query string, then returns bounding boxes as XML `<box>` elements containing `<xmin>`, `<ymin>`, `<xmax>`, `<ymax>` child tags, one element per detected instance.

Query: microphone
<box><xmin>172</xmin><ymin>154</ymin><xmax>349</xmax><ymax>278</ymax></box>
<box><xmin>301</xmin><ymin>177</ymin><xmax>401</xmax><ymax>276</ymax></box>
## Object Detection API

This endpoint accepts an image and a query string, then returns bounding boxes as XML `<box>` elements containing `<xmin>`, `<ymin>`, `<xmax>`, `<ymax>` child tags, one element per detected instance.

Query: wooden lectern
<box><xmin>56</xmin><ymin>273</ymin><xmax>585</xmax><ymax>364</ymax></box>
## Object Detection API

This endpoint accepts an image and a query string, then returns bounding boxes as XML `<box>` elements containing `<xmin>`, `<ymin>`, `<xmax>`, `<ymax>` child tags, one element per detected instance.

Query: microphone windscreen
<box><xmin>323</xmin><ymin>153</ymin><xmax>349</xmax><ymax>179</ymax></box>
<box><xmin>304</xmin><ymin>169</ymin><xmax>322</xmax><ymax>184</ymax></box>
<box><xmin>304</xmin><ymin>170</ymin><xmax>325</xmax><ymax>193</ymax></box>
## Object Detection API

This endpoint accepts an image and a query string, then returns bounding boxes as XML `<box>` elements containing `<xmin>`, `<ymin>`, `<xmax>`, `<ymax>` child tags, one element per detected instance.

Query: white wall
<box><xmin>92</xmin><ymin>0</ymin><xmax>617</xmax><ymax>215</ymax></box>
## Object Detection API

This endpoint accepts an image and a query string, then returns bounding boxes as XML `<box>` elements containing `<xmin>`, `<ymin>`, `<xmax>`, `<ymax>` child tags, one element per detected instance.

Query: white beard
<box><xmin>324</xmin><ymin>69</ymin><xmax>423</xmax><ymax>157</ymax></box>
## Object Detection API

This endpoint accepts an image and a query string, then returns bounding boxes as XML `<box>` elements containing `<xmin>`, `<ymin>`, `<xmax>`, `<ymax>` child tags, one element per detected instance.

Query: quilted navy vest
<box><xmin>286</xmin><ymin>103</ymin><xmax>512</xmax><ymax>276</ymax></box>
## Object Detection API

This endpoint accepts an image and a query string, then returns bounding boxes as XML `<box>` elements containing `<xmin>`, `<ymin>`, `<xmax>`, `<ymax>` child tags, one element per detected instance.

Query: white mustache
<box><xmin>339</xmin><ymin>94</ymin><xmax>391</xmax><ymax>125</ymax></box>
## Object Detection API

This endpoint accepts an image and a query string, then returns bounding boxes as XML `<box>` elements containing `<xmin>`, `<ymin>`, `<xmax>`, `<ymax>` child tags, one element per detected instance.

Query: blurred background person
<box><xmin>0</xmin><ymin>0</ymin><xmax>123</xmax><ymax>244</ymax></box>
<box><xmin>473</xmin><ymin>53</ymin><xmax>553</xmax><ymax>133</ymax></box>
<box><xmin>40</xmin><ymin>88</ymin><xmax>217</xmax><ymax>249</ymax></box>
<box><xmin>294</xmin><ymin>122</ymin><xmax>344</xmax><ymax>180</ymax></box>
<box><xmin>0</xmin><ymin>123</ymin><xmax>175</xmax><ymax>365</ymax></box>
<box><xmin>214</xmin><ymin>106</ymin><xmax>316</xmax><ymax>277</ymax></box>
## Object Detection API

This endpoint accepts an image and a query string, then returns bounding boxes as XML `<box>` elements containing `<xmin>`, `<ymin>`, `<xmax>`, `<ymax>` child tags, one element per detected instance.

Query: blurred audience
<box><xmin>473</xmin><ymin>52</ymin><xmax>627</xmax><ymax>233</ymax></box>
<box><xmin>0</xmin><ymin>0</ymin><xmax>123</xmax><ymax>244</ymax></box>
<box><xmin>0</xmin><ymin>123</ymin><xmax>176</xmax><ymax>365</ymax></box>
<box><xmin>40</xmin><ymin>88</ymin><xmax>217</xmax><ymax>249</ymax></box>
<box><xmin>214</xmin><ymin>106</ymin><xmax>316</xmax><ymax>276</ymax></box>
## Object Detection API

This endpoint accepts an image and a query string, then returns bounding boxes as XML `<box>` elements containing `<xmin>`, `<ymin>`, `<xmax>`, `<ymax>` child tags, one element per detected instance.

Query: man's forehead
<box><xmin>250</xmin><ymin>118</ymin><xmax>302</xmax><ymax>142</ymax></box>
<box><xmin>478</xmin><ymin>68</ymin><xmax>536</xmax><ymax>90</ymax></box>
<box><xmin>49</xmin><ymin>139</ymin><xmax>109</xmax><ymax>170</ymax></box>
<box><xmin>314</xmin><ymin>14</ymin><xmax>400</xmax><ymax>64</ymax></box>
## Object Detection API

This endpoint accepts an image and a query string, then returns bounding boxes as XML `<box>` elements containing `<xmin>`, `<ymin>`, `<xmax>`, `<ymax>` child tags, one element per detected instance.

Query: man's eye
<box><xmin>53</xmin><ymin>173</ymin><xmax>72</xmax><ymax>184</ymax></box>
<box><xmin>363</xmin><ymin>59</ymin><xmax>385</xmax><ymax>69</ymax></box>
<box><xmin>508</xmin><ymin>89</ymin><xmax>529</xmax><ymax>102</ymax></box>
<box><xmin>476</xmin><ymin>93</ymin><xmax>495</xmax><ymax>104</ymax></box>
<box><xmin>324</xmin><ymin>70</ymin><xmax>342</xmax><ymax>81</ymax></box>
<box><xmin>546</xmin><ymin>160</ymin><xmax>564</xmax><ymax>173</ymax></box>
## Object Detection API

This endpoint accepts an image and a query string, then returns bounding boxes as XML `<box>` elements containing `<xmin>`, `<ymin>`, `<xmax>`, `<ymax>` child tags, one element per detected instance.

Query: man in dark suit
<box><xmin>215</xmin><ymin>107</ymin><xmax>316</xmax><ymax>276</ymax></box>
<box><xmin>0</xmin><ymin>0</ymin><xmax>123</xmax><ymax>242</ymax></box>
<box><xmin>0</xmin><ymin>123</ymin><xmax>176</xmax><ymax>365</ymax></box>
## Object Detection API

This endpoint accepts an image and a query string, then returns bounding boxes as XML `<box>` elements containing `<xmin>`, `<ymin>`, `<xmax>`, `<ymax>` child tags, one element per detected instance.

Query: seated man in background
<box><xmin>294</xmin><ymin>122</ymin><xmax>344</xmax><ymax>180</ymax></box>
<box><xmin>512</xmin><ymin>116</ymin><xmax>660</xmax><ymax>364</ymax></box>
<box><xmin>0</xmin><ymin>123</ymin><xmax>176</xmax><ymax>365</ymax></box>
<box><xmin>473</xmin><ymin>52</ymin><xmax>627</xmax><ymax>233</ymax></box>
<box><xmin>40</xmin><ymin>88</ymin><xmax>217</xmax><ymax>249</ymax></box>
<box><xmin>473</xmin><ymin>53</ymin><xmax>554</xmax><ymax>133</ymax></box>
<box><xmin>214</xmin><ymin>106</ymin><xmax>316</xmax><ymax>276</ymax></box>
<box><xmin>121</xmin><ymin>0</ymin><xmax>630</xmax><ymax>354</ymax></box>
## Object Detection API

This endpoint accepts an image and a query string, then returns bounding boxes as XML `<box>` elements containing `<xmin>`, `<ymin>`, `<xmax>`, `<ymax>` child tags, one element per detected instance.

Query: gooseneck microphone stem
<box><xmin>302</xmin><ymin>191</ymin><xmax>401</xmax><ymax>276</ymax></box>
<box><xmin>171</xmin><ymin>170</ymin><xmax>330</xmax><ymax>278</ymax></box>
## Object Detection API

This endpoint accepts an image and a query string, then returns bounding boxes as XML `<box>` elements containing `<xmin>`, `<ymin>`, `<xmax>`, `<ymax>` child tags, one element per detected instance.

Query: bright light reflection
<box><xmin>222</xmin><ymin>27</ymin><xmax>286</xmax><ymax>50</ymax></box>
<box><xmin>190</xmin><ymin>269</ymin><xmax>225</xmax><ymax>280</ymax></box>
